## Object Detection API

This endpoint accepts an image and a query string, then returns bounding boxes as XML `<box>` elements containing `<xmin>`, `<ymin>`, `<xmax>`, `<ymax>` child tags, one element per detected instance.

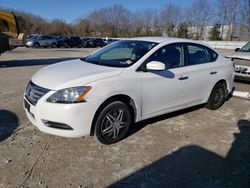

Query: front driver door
<box><xmin>140</xmin><ymin>43</ymin><xmax>191</xmax><ymax>118</ymax></box>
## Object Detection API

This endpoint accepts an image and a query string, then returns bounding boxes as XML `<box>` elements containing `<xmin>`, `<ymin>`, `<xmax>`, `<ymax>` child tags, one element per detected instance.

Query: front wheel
<box><xmin>64</xmin><ymin>43</ymin><xmax>69</xmax><ymax>48</ymax></box>
<box><xmin>33</xmin><ymin>43</ymin><xmax>40</xmax><ymax>48</ymax></box>
<box><xmin>95</xmin><ymin>101</ymin><xmax>131</xmax><ymax>144</ymax></box>
<box><xmin>205</xmin><ymin>83</ymin><xmax>226</xmax><ymax>110</ymax></box>
<box><xmin>51</xmin><ymin>43</ymin><xmax>57</xmax><ymax>48</ymax></box>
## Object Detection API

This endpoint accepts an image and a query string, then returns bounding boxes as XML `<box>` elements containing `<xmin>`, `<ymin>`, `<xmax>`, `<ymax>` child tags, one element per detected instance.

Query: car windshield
<box><xmin>240</xmin><ymin>42</ymin><xmax>250</xmax><ymax>52</ymax></box>
<box><xmin>83</xmin><ymin>40</ymin><xmax>158</xmax><ymax>67</ymax></box>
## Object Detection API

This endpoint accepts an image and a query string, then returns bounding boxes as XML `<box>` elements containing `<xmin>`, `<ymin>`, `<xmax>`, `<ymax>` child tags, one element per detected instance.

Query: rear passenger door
<box><xmin>184</xmin><ymin>43</ymin><xmax>219</xmax><ymax>103</ymax></box>
<box><xmin>39</xmin><ymin>36</ymin><xmax>46</xmax><ymax>46</ymax></box>
<box><xmin>41</xmin><ymin>36</ymin><xmax>50</xmax><ymax>46</ymax></box>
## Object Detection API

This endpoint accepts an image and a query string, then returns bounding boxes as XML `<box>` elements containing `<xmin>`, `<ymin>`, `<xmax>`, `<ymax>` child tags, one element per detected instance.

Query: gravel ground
<box><xmin>0</xmin><ymin>47</ymin><xmax>250</xmax><ymax>188</ymax></box>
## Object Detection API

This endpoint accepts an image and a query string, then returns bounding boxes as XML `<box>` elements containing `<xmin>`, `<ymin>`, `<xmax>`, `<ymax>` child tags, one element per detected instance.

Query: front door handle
<box><xmin>178</xmin><ymin>75</ymin><xmax>189</xmax><ymax>80</ymax></box>
<box><xmin>210</xmin><ymin>71</ymin><xmax>217</xmax><ymax>75</ymax></box>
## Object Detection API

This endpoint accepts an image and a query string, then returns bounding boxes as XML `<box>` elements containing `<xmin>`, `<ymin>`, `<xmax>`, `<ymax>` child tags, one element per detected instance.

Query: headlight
<box><xmin>47</xmin><ymin>86</ymin><xmax>92</xmax><ymax>103</ymax></box>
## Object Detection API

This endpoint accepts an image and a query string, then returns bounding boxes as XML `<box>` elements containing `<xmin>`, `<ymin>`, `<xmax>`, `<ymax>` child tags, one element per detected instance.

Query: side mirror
<box><xmin>146</xmin><ymin>61</ymin><xmax>165</xmax><ymax>71</ymax></box>
<box><xmin>235</xmin><ymin>48</ymin><xmax>240</xmax><ymax>52</ymax></box>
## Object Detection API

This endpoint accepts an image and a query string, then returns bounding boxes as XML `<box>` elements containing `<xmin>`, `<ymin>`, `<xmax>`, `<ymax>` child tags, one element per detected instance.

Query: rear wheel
<box><xmin>33</xmin><ymin>43</ymin><xmax>40</xmax><ymax>48</ymax></box>
<box><xmin>205</xmin><ymin>83</ymin><xmax>226</xmax><ymax>110</ymax></box>
<box><xmin>95</xmin><ymin>101</ymin><xmax>131</xmax><ymax>144</ymax></box>
<box><xmin>51</xmin><ymin>43</ymin><xmax>57</xmax><ymax>48</ymax></box>
<box><xmin>64</xmin><ymin>43</ymin><xmax>69</xmax><ymax>48</ymax></box>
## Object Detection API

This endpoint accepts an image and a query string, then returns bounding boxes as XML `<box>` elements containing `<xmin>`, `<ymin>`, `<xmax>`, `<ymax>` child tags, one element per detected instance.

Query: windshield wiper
<box><xmin>82</xmin><ymin>58</ymin><xmax>102</xmax><ymax>65</ymax></box>
<box><xmin>81</xmin><ymin>58</ymin><xmax>127</xmax><ymax>68</ymax></box>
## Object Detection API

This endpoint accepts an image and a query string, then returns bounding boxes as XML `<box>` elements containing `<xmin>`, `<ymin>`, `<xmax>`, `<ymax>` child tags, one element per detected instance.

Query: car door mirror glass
<box><xmin>146</xmin><ymin>61</ymin><xmax>166</xmax><ymax>71</ymax></box>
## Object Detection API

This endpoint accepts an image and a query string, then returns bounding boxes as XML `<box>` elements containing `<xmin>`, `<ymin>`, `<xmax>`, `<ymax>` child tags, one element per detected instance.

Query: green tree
<box><xmin>177</xmin><ymin>23</ymin><xmax>188</xmax><ymax>38</ymax></box>
<box><xmin>166</xmin><ymin>23</ymin><xmax>175</xmax><ymax>37</ymax></box>
<box><xmin>209</xmin><ymin>24</ymin><xmax>222</xmax><ymax>40</ymax></box>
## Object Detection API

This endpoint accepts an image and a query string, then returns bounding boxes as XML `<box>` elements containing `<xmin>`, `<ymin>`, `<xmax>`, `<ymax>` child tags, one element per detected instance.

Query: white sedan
<box><xmin>24</xmin><ymin>37</ymin><xmax>234</xmax><ymax>144</ymax></box>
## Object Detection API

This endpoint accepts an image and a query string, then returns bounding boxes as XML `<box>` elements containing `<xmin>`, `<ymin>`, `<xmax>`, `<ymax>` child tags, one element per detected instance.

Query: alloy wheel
<box><xmin>100</xmin><ymin>108</ymin><xmax>129</xmax><ymax>141</ymax></box>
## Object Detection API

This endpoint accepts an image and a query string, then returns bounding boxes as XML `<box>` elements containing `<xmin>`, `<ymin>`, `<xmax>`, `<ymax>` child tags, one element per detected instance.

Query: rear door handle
<box><xmin>178</xmin><ymin>75</ymin><xmax>189</xmax><ymax>80</ymax></box>
<box><xmin>210</xmin><ymin>71</ymin><xmax>217</xmax><ymax>75</ymax></box>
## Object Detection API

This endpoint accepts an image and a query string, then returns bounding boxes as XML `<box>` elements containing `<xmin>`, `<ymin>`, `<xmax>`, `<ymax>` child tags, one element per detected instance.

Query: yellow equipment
<box><xmin>0</xmin><ymin>11</ymin><xmax>25</xmax><ymax>54</ymax></box>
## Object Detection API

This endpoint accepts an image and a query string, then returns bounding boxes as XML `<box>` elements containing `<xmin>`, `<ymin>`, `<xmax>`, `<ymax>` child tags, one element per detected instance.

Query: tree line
<box><xmin>1</xmin><ymin>0</ymin><xmax>249</xmax><ymax>40</ymax></box>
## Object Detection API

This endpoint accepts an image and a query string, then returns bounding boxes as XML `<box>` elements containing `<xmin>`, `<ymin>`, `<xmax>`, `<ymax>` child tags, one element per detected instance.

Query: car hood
<box><xmin>228</xmin><ymin>52</ymin><xmax>250</xmax><ymax>61</ymax></box>
<box><xmin>31</xmin><ymin>59</ymin><xmax>123</xmax><ymax>90</ymax></box>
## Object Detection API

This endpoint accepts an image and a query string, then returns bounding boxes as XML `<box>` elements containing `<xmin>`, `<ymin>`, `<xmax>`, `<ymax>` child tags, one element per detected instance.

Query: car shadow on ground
<box><xmin>0</xmin><ymin>110</ymin><xmax>19</xmax><ymax>142</ymax></box>
<box><xmin>0</xmin><ymin>57</ymin><xmax>80</xmax><ymax>68</ymax></box>
<box><xmin>110</xmin><ymin>119</ymin><xmax>250</xmax><ymax>188</ymax></box>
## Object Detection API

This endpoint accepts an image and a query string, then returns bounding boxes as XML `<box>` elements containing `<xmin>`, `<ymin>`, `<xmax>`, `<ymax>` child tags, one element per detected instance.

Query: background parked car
<box><xmin>57</xmin><ymin>36</ymin><xmax>83</xmax><ymax>48</ymax></box>
<box><xmin>230</xmin><ymin>41</ymin><xmax>250</xmax><ymax>81</ymax></box>
<box><xmin>81</xmin><ymin>37</ymin><xmax>91</xmax><ymax>45</ymax></box>
<box><xmin>83</xmin><ymin>38</ymin><xmax>105</xmax><ymax>47</ymax></box>
<box><xmin>103</xmin><ymin>38</ymin><xmax>119</xmax><ymax>46</ymax></box>
<box><xmin>26</xmin><ymin>34</ymin><xmax>40</xmax><ymax>40</ymax></box>
<box><xmin>232</xmin><ymin>41</ymin><xmax>250</xmax><ymax>61</ymax></box>
<box><xmin>26</xmin><ymin>34</ymin><xmax>40</xmax><ymax>44</ymax></box>
<box><xmin>26</xmin><ymin>35</ymin><xmax>57</xmax><ymax>48</ymax></box>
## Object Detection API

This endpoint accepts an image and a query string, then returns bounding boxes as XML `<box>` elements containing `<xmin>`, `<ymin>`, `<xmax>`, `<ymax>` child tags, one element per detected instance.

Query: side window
<box><xmin>187</xmin><ymin>44</ymin><xmax>217</xmax><ymax>65</ymax></box>
<box><xmin>207</xmin><ymin>48</ymin><xmax>218</xmax><ymax>61</ymax></box>
<box><xmin>146</xmin><ymin>44</ymin><xmax>184</xmax><ymax>69</ymax></box>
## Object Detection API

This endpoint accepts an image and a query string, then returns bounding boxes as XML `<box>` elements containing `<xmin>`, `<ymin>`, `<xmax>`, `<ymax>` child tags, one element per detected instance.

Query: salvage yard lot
<box><xmin>0</xmin><ymin>47</ymin><xmax>250</xmax><ymax>187</ymax></box>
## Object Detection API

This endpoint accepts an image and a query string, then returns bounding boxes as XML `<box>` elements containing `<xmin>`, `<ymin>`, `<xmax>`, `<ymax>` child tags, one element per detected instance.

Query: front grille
<box><xmin>25</xmin><ymin>81</ymin><xmax>50</xmax><ymax>105</ymax></box>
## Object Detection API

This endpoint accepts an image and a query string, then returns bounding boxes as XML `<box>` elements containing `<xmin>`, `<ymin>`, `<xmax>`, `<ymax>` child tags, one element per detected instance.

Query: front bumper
<box><xmin>234</xmin><ymin>65</ymin><xmax>250</xmax><ymax>81</ymax></box>
<box><xmin>234</xmin><ymin>72</ymin><xmax>250</xmax><ymax>81</ymax></box>
<box><xmin>23</xmin><ymin>94</ymin><xmax>101</xmax><ymax>138</ymax></box>
<box><xmin>26</xmin><ymin>42</ymin><xmax>34</xmax><ymax>47</ymax></box>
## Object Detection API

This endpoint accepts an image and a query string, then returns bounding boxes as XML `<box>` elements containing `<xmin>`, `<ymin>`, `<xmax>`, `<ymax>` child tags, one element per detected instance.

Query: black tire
<box><xmin>95</xmin><ymin>101</ymin><xmax>131</xmax><ymax>144</ymax></box>
<box><xmin>205</xmin><ymin>83</ymin><xmax>226</xmax><ymax>110</ymax></box>
<box><xmin>33</xmin><ymin>43</ymin><xmax>40</xmax><ymax>48</ymax></box>
<box><xmin>52</xmin><ymin>43</ymin><xmax>57</xmax><ymax>48</ymax></box>
<box><xmin>64</xmin><ymin>43</ymin><xmax>69</xmax><ymax>48</ymax></box>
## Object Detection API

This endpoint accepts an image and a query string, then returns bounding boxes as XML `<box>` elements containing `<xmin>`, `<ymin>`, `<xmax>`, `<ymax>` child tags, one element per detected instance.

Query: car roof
<box><xmin>125</xmin><ymin>37</ymin><xmax>217</xmax><ymax>51</ymax></box>
<box><xmin>127</xmin><ymin>37</ymin><xmax>194</xmax><ymax>44</ymax></box>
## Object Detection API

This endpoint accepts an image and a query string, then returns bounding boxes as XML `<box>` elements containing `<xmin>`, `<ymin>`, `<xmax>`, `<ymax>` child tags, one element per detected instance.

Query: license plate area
<box><xmin>235</xmin><ymin>66</ymin><xmax>248</xmax><ymax>72</ymax></box>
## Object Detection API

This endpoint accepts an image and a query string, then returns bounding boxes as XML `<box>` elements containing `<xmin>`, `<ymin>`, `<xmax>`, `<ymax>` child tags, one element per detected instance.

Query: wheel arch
<box><xmin>33</xmin><ymin>42</ymin><xmax>40</xmax><ymax>47</ymax></box>
<box><xmin>206</xmin><ymin>79</ymin><xmax>228</xmax><ymax>102</ymax></box>
<box><xmin>90</xmin><ymin>94</ymin><xmax>137</xmax><ymax>136</ymax></box>
<box><xmin>216</xmin><ymin>79</ymin><xmax>228</xmax><ymax>94</ymax></box>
